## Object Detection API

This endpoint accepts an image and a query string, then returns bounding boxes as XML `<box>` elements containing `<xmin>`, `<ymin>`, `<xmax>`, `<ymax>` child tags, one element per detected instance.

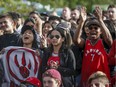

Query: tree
<box><xmin>0</xmin><ymin>0</ymin><xmax>115</xmax><ymax>15</ymax></box>
<box><xmin>0</xmin><ymin>0</ymin><xmax>34</xmax><ymax>16</ymax></box>
<box><xmin>28</xmin><ymin>0</ymin><xmax>115</xmax><ymax>11</ymax></box>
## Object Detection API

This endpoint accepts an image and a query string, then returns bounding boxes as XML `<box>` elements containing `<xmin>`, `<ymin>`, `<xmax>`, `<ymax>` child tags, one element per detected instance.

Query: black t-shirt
<box><xmin>104</xmin><ymin>20</ymin><xmax>116</xmax><ymax>40</ymax></box>
<box><xmin>0</xmin><ymin>32</ymin><xmax>20</xmax><ymax>51</ymax></box>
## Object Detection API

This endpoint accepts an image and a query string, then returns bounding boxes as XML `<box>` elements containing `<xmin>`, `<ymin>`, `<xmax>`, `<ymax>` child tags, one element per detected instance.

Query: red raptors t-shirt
<box><xmin>47</xmin><ymin>52</ymin><xmax>60</xmax><ymax>66</ymax></box>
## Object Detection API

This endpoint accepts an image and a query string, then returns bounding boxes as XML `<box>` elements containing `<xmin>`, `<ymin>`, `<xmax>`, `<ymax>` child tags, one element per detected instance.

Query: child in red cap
<box><xmin>42</xmin><ymin>69</ymin><xmax>62</xmax><ymax>87</ymax></box>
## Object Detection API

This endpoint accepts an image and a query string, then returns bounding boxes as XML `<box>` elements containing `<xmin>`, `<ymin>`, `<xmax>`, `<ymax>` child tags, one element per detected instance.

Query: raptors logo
<box><xmin>14</xmin><ymin>52</ymin><xmax>31</xmax><ymax>78</ymax></box>
<box><xmin>1</xmin><ymin>46</ymin><xmax>41</xmax><ymax>86</ymax></box>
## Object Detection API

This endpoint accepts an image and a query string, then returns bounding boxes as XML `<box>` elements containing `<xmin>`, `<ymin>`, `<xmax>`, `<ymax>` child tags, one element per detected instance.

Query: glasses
<box><xmin>20</xmin><ymin>84</ymin><xmax>35</xmax><ymax>87</ymax></box>
<box><xmin>50</xmin><ymin>35</ymin><xmax>60</xmax><ymax>39</ymax></box>
<box><xmin>88</xmin><ymin>26</ymin><xmax>99</xmax><ymax>30</ymax></box>
<box><xmin>0</xmin><ymin>21</ymin><xmax>7</xmax><ymax>25</ymax></box>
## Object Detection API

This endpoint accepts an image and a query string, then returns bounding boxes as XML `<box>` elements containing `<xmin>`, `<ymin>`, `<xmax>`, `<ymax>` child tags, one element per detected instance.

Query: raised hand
<box><xmin>95</xmin><ymin>6</ymin><xmax>103</xmax><ymax>21</ymax></box>
<box><xmin>80</xmin><ymin>6</ymin><xmax>87</xmax><ymax>22</ymax></box>
<box><xmin>40</xmin><ymin>35</ymin><xmax>47</xmax><ymax>48</ymax></box>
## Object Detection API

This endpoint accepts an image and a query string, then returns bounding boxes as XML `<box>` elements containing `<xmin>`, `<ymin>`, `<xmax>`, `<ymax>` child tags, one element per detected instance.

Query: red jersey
<box><xmin>81</xmin><ymin>39</ymin><xmax>110</xmax><ymax>85</ymax></box>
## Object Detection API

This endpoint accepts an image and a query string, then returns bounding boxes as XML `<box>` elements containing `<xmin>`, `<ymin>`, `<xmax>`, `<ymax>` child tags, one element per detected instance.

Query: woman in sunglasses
<box><xmin>74</xmin><ymin>7</ymin><xmax>112</xmax><ymax>87</ymax></box>
<box><xmin>42</xmin><ymin>27</ymin><xmax>76</xmax><ymax>87</ymax></box>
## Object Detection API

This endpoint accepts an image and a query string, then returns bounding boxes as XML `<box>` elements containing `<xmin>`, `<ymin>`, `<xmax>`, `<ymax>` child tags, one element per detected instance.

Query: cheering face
<box><xmin>88</xmin><ymin>25</ymin><xmax>102</xmax><ymax>40</ymax></box>
<box><xmin>108</xmin><ymin>8</ymin><xmax>116</xmax><ymax>21</ymax></box>
<box><xmin>71</xmin><ymin>9</ymin><xmax>80</xmax><ymax>21</ymax></box>
<box><xmin>22</xmin><ymin>30</ymin><xmax>34</xmax><ymax>45</ymax></box>
<box><xmin>43</xmin><ymin>77</ymin><xmax>60</xmax><ymax>87</ymax></box>
<box><xmin>42</xmin><ymin>23</ymin><xmax>53</xmax><ymax>36</ymax></box>
<box><xmin>61</xmin><ymin>7</ymin><xmax>71</xmax><ymax>20</ymax></box>
<box><xmin>0</xmin><ymin>17</ymin><xmax>14</xmax><ymax>32</ymax></box>
<box><xmin>50</xmin><ymin>30</ymin><xmax>64</xmax><ymax>46</ymax></box>
<box><xmin>29</xmin><ymin>13</ymin><xmax>39</xmax><ymax>22</ymax></box>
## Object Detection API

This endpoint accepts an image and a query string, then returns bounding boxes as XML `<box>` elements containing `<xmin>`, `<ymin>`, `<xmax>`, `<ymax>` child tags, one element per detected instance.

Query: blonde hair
<box><xmin>88</xmin><ymin>71</ymin><xmax>109</xmax><ymax>85</ymax></box>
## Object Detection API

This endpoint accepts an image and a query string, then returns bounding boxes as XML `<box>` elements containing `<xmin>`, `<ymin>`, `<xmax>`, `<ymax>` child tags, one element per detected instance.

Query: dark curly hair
<box><xmin>20</xmin><ymin>25</ymin><xmax>39</xmax><ymax>49</ymax></box>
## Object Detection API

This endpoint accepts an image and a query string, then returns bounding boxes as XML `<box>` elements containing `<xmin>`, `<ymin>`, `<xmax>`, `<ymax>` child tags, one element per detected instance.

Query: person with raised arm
<box><xmin>74</xmin><ymin>6</ymin><xmax>112</xmax><ymax>87</ymax></box>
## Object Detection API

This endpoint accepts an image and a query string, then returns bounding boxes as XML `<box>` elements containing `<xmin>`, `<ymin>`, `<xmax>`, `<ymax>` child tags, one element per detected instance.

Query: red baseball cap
<box><xmin>23</xmin><ymin>77</ymin><xmax>41</xmax><ymax>87</ymax></box>
<box><xmin>43</xmin><ymin>69</ymin><xmax>61</xmax><ymax>81</ymax></box>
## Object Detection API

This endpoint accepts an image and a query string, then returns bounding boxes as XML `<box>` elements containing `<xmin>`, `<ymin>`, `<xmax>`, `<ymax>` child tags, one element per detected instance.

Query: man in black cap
<box><xmin>48</xmin><ymin>15</ymin><xmax>61</xmax><ymax>28</ymax></box>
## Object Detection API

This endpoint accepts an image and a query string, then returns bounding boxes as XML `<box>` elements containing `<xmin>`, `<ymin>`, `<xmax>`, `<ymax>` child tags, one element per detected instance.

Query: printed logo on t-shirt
<box><xmin>47</xmin><ymin>56</ymin><xmax>60</xmax><ymax>66</ymax></box>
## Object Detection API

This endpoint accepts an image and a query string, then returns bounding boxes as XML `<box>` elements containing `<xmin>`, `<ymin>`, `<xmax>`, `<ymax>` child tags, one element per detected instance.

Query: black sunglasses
<box><xmin>50</xmin><ymin>35</ymin><xmax>60</xmax><ymax>39</ymax></box>
<box><xmin>88</xmin><ymin>26</ymin><xmax>99</xmax><ymax>30</ymax></box>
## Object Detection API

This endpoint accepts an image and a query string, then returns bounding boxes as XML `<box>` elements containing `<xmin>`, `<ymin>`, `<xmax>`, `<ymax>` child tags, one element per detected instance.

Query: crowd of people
<box><xmin>0</xmin><ymin>4</ymin><xmax>115</xmax><ymax>87</ymax></box>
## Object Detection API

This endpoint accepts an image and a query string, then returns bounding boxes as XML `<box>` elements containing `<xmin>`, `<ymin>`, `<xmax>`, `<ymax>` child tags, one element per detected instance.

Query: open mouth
<box><xmin>24</xmin><ymin>37</ymin><xmax>29</xmax><ymax>40</ymax></box>
<box><xmin>0</xmin><ymin>26</ymin><xmax>7</xmax><ymax>29</ymax></box>
<box><xmin>90</xmin><ymin>32</ymin><xmax>97</xmax><ymax>38</ymax></box>
<box><xmin>90</xmin><ymin>32</ymin><xmax>96</xmax><ymax>35</ymax></box>
<box><xmin>91</xmin><ymin>33</ymin><xmax>96</xmax><ymax>35</ymax></box>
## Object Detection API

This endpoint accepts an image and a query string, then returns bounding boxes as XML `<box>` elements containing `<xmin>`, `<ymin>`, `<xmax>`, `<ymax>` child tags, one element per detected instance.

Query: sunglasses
<box><xmin>88</xmin><ymin>26</ymin><xmax>99</xmax><ymax>30</ymax></box>
<box><xmin>50</xmin><ymin>35</ymin><xmax>60</xmax><ymax>39</ymax></box>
